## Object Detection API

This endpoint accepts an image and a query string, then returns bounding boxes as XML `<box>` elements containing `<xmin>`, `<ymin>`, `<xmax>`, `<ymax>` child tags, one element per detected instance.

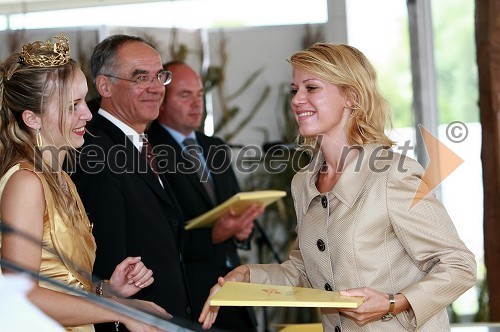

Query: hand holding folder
<box><xmin>185</xmin><ymin>190</ymin><xmax>286</xmax><ymax>230</ymax></box>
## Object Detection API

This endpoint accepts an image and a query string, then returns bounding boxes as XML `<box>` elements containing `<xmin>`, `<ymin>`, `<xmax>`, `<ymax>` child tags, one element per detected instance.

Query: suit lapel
<box><xmin>92</xmin><ymin>115</ymin><xmax>179</xmax><ymax>211</ymax></box>
<box><xmin>158</xmin><ymin>172</ymin><xmax>184</xmax><ymax>213</ymax></box>
<box><xmin>197</xmin><ymin>133</ymin><xmax>238</xmax><ymax>202</ymax></box>
<box><xmin>149</xmin><ymin>122</ymin><xmax>217</xmax><ymax>207</ymax></box>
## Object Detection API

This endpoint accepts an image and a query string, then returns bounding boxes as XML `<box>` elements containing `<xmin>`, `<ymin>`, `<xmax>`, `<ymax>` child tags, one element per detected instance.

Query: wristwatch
<box><xmin>381</xmin><ymin>293</ymin><xmax>395</xmax><ymax>321</ymax></box>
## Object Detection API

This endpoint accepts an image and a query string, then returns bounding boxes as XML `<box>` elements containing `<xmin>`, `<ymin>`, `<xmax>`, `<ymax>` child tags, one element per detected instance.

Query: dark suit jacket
<box><xmin>71</xmin><ymin>114</ymin><xmax>194</xmax><ymax>327</ymax></box>
<box><xmin>147</xmin><ymin>121</ymin><xmax>257</xmax><ymax>332</ymax></box>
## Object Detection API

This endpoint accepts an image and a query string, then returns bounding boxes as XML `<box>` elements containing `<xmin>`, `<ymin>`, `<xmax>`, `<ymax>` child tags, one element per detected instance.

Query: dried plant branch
<box><xmin>225</xmin><ymin>85</ymin><xmax>271</xmax><ymax>142</ymax></box>
<box><xmin>227</xmin><ymin>67</ymin><xmax>265</xmax><ymax>101</ymax></box>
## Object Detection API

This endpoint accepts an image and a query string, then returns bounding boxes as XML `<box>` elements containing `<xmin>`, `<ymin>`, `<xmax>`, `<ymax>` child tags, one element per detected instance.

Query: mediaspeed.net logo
<box><xmin>411</xmin><ymin>122</ymin><xmax>467</xmax><ymax>209</ymax></box>
<box><xmin>32</xmin><ymin>121</ymin><xmax>468</xmax><ymax>210</ymax></box>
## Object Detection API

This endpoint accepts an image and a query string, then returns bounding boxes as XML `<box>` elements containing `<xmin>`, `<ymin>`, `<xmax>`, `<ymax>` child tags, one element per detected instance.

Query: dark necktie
<box><xmin>142</xmin><ymin>135</ymin><xmax>159</xmax><ymax>178</ymax></box>
<box><xmin>182</xmin><ymin>137</ymin><xmax>217</xmax><ymax>205</ymax></box>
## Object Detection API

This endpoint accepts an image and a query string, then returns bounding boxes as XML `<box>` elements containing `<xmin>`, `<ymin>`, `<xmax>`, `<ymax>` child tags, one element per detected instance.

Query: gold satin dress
<box><xmin>0</xmin><ymin>163</ymin><xmax>97</xmax><ymax>332</ymax></box>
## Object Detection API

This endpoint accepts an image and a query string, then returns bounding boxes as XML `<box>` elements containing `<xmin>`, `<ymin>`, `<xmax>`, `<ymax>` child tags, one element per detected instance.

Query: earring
<box><xmin>35</xmin><ymin>127</ymin><xmax>43</xmax><ymax>148</ymax></box>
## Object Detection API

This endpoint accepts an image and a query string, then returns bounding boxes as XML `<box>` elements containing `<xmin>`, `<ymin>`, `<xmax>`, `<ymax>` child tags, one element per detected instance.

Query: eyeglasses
<box><xmin>104</xmin><ymin>70</ymin><xmax>172</xmax><ymax>88</ymax></box>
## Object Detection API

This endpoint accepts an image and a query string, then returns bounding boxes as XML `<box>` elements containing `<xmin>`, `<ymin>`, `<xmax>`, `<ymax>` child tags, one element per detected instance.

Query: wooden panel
<box><xmin>475</xmin><ymin>0</ymin><xmax>500</xmax><ymax>322</ymax></box>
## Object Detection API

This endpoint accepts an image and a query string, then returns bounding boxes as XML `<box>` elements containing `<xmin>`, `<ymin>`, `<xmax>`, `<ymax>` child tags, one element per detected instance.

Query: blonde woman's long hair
<box><xmin>0</xmin><ymin>52</ymin><xmax>81</xmax><ymax>223</ymax></box>
<box><xmin>289</xmin><ymin>43</ymin><xmax>394</xmax><ymax>150</ymax></box>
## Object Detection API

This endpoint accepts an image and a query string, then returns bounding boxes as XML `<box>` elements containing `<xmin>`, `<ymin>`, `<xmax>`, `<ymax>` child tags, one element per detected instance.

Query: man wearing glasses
<box><xmin>72</xmin><ymin>34</ymin><xmax>193</xmax><ymax>330</ymax></box>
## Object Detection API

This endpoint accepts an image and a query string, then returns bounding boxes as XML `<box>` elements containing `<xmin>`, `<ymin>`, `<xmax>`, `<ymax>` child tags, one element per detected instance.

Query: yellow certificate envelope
<box><xmin>276</xmin><ymin>323</ymin><xmax>323</xmax><ymax>332</ymax></box>
<box><xmin>210</xmin><ymin>282</ymin><xmax>364</xmax><ymax>308</ymax></box>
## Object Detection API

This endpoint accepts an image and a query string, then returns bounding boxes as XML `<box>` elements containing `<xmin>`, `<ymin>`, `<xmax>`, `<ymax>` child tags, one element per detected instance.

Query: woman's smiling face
<box><xmin>290</xmin><ymin>67</ymin><xmax>351</xmax><ymax>140</ymax></box>
<box><xmin>40</xmin><ymin>68</ymin><xmax>92</xmax><ymax>149</ymax></box>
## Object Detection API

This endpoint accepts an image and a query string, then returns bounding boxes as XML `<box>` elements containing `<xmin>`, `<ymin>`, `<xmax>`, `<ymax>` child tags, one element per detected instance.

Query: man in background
<box><xmin>147</xmin><ymin>61</ymin><xmax>263</xmax><ymax>331</ymax></box>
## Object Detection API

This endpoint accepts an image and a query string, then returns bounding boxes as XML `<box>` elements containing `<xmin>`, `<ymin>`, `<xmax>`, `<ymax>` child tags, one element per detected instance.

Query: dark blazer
<box><xmin>147</xmin><ymin>120</ymin><xmax>257</xmax><ymax>332</ymax></box>
<box><xmin>71</xmin><ymin>114</ymin><xmax>194</xmax><ymax>327</ymax></box>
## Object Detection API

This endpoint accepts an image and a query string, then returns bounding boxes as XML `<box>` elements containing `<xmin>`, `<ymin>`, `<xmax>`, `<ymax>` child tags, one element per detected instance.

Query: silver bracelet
<box><xmin>111</xmin><ymin>296</ymin><xmax>121</xmax><ymax>331</ymax></box>
<box><xmin>381</xmin><ymin>293</ymin><xmax>395</xmax><ymax>321</ymax></box>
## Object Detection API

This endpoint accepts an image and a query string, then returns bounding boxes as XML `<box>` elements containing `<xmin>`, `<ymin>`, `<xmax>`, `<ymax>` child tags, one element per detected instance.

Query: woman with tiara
<box><xmin>0</xmin><ymin>34</ymin><xmax>169</xmax><ymax>331</ymax></box>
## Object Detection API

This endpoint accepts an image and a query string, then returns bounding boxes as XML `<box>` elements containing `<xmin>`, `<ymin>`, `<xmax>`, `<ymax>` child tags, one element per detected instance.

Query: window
<box><xmin>4</xmin><ymin>0</ymin><xmax>327</xmax><ymax>30</ymax></box>
<box><xmin>432</xmin><ymin>0</ymin><xmax>482</xmax><ymax>319</ymax></box>
<box><xmin>347</xmin><ymin>0</ymin><xmax>482</xmax><ymax>320</ymax></box>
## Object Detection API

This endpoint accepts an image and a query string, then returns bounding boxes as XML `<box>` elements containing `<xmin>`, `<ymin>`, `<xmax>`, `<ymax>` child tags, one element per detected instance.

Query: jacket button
<box><xmin>321</xmin><ymin>195</ymin><xmax>328</xmax><ymax>208</ymax></box>
<box><xmin>335</xmin><ymin>326</ymin><xmax>341</xmax><ymax>332</ymax></box>
<box><xmin>324</xmin><ymin>283</ymin><xmax>332</xmax><ymax>291</ymax></box>
<box><xmin>186</xmin><ymin>306</ymin><xmax>192</xmax><ymax>314</ymax></box>
<box><xmin>316</xmin><ymin>239</ymin><xmax>325</xmax><ymax>252</ymax></box>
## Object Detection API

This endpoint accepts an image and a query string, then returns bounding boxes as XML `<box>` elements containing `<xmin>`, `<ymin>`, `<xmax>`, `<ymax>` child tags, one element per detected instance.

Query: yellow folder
<box><xmin>184</xmin><ymin>190</ymin><xmax>286</xmax><ymax>230</ymax></box>
<box><xmin>276</xmin><ymin>323</ymin><xmax>323</xmax><ymax>332</ymax></box>
<box><xmin>210</xmin><ymin>282</ymin><xmax>365</xmax><ymax>308</ymax></box>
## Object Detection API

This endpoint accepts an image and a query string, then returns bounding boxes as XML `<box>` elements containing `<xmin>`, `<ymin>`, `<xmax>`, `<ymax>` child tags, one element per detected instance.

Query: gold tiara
<box><xmin>20</xmin><ymin>34</ymin><xmax>70</xmax><ymax>67</ymax></box>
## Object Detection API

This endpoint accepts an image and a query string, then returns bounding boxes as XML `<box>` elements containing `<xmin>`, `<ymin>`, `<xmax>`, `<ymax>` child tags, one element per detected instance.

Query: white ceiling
<box><xmin>0</xmin><ymin>0</ymin><xmax>170</xmax><ymax>15</ymax></box>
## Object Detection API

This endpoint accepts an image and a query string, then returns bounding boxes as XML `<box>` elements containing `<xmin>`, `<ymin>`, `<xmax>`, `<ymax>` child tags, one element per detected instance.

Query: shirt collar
<box><xmin>98</xmin><ymin>108</ymin><xmax>144</xmax><ymax>151</ymax></box>
<box><xmin>158</xmin><ymin>122</ymin><xmax>196</xmax><ymax>147</ymax></box>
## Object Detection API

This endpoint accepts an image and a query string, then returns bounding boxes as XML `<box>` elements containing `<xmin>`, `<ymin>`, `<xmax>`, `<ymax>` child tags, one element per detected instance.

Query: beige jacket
<box><xmin>249</xmin><ymin>144</ymin><xmax>476</xmax><ymax>331</ymax></box>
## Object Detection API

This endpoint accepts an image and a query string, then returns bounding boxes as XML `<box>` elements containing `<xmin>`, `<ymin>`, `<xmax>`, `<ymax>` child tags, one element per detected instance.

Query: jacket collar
<box><xmin>147</xmin><ymin>121</ymin><xmax>218</xmax><ymax>207</ymax></box>
<box><xmin>299</xmin><ymin>144</ymin><xmax>386</xmax><ymax>215</ymax></box>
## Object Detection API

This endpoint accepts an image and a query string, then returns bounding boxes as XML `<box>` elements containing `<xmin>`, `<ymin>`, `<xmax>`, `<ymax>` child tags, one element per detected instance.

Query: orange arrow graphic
<box><xmin>410</xmin><ymin>125</ymin><xmax>464</xmax><ymax>209</ymax></box>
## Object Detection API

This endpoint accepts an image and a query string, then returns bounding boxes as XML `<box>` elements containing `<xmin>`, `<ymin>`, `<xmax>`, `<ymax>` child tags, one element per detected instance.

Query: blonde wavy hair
<box><xmin>0</xmin><ymin>51</ymin><xmax>81</xmax><ymax>223</ymax></box>
<box><xmin>289</xmin><ymin>43</ymin><xmax>395</xmax><ymax>149</ymax></box>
